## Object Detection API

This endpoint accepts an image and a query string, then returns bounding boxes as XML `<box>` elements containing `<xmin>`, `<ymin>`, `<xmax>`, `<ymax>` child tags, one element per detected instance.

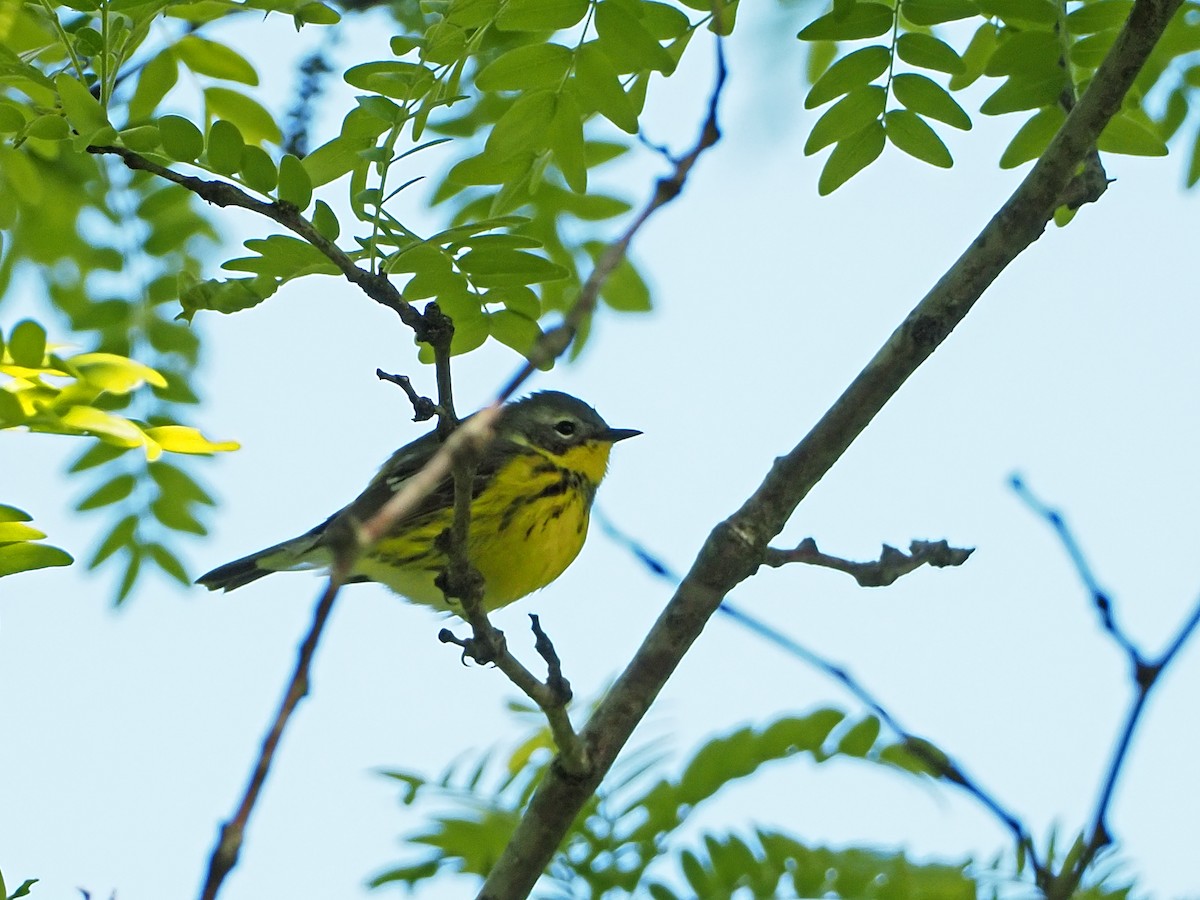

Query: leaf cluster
<box><xmin>369</xmin><ymin>706</ymin><xmax>970</xmax><ymax>896</ymax></box>
<box><xmin>796</xmin><ymin>0</ymin><xmax>1200</xmax><ymax>192</ymax></box>
<box><xmin>0</xmin><ymin>319</ymin><xmax>235</xmax><ymax>595</ymax></box>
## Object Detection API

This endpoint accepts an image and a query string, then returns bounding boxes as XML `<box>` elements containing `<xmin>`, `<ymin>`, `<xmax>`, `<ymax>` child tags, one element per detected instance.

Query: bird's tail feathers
<box><xmin>196</xmin><ymin>525</ymin><xmax>330</xmax><ymax>592</ymax></box>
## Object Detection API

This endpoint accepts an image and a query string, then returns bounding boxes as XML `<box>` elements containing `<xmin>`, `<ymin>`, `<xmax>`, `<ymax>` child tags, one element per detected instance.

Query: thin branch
<box><xmin>1012</xmin><ymin>477</ymin><xmax>1200</xmax><ymax>898</ymax></box>
<box><xmin>763</xmin><ymin>538</ymin><xmax>974</xmax><ymax>587</ymax></box>
<box><xmin>1010</xmin><ymin>475</ymin><xmax>1144</xmax><ymax>666</ymax></box>
<box><xmin>478</xmin><ymin>1</ymin><xmax>1182</xmax><ymax>895</ymax></box>
<box><xmin>198</xmin><ymin>550</ymin><xmax>352</xmax><ymax>900</ymax></box>
<box><xmin>86</xmin><ymin>144</ymin><xmax>434</xmax><ymax>340</ymax></box>
<box><xmin>1049</xmin><ymin>594</ymin><xmax>1200</xmax><ymax>899</ymax></box>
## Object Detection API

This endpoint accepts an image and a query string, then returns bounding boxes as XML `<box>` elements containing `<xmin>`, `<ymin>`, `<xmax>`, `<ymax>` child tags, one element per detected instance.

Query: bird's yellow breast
<box><xmin>357</xmin><ymin>441</ymin><xmax>613</xmax><ymax>611</ymax></box>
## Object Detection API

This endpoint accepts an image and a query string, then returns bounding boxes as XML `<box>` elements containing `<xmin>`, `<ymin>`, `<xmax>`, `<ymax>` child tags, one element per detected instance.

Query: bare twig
<box><xmin>763</xmin><ymin>538</ymin><xmax>974</xmax><ymax>587</ymax></box>
<box><xmin>1010</xmin><ymin>475</ymin><xmax>1144</xmax><ymax>666</ymax></box>
<box><xmin>376</xmin><ymin>369</ymin><xmax>440</xmax><ymax>421</ymax></box>
<box><xmin>478</xmin><ymin>1</ymin><xmax>1182</xmax><ymax>894</ymax></box>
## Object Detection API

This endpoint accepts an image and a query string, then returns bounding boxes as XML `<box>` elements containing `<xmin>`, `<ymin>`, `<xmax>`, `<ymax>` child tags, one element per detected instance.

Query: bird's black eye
<box><xmin>554</xmin><ymin>419</ymin><xmax>577</xmax><ymax>437</ymax></box>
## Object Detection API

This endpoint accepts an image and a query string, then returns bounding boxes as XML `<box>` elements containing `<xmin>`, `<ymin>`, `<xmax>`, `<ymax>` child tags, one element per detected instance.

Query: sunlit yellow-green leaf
<box><xmin>143</xmin><ymin>425</ymin><xmax>240</xmax><ymax>455</ymax></box>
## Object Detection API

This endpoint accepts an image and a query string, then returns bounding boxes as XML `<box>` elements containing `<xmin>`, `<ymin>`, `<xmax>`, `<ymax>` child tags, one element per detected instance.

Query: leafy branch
<box><xmin>475</xmin><ymin>0</ymin><xmax>1185</xmax><ymax>895</ymax></box>
<box><xmin>195</xmin><ymin>32</ymin><xmax>730</xmax><ymax>900</ymax></box>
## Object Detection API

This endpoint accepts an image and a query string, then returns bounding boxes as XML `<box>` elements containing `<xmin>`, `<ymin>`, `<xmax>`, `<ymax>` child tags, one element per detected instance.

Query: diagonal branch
<box><xmin>764</xmin><ymin>538</ymin><xmax>974</xmax><ymax>587</ymax></box>
<box><xmin>86</xmin><ymin>144</ymin><xmax>434</xmax><ymax>339</ymax></box>
<box><xmin>477</xmin><ymin>1</ymin><xmax>1184</xmax><ymax>896</ymax></box>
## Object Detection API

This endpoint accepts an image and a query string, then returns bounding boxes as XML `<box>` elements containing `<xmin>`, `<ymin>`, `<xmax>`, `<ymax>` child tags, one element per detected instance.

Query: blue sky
<box><xmin>2</xmin><ymin>3</ymin><xmax>1199</xmax><ymax>898</ymax></box>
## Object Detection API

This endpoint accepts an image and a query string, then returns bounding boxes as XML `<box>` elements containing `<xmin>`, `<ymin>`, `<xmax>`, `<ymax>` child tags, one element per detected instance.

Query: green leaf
<box><xmin>486</xmin><ymin>90</ymin><xmax>557</xmax><ymax>159</ymax></box>
<box><xmin>1188</xmin><ymin>125</ymin><xmax>1200</xmax><ymax>187</ymax></box>
<box><xmin>884</xmin><ymin>109</ymin><xmax>953</xmax><ymax>167</ymax></box>
<box><xmin>488</xmin><ymin>309</ymin><xmax>542</xmax><ymax>356</ymax></box>
<box><xmin>239</xmin><ymin>145</ymin><xmax>278</xmax><ymax>192</ymax></box>
<box><xmin>818</xmin><ymin>120</ymin><xmax>885</xmax><ymax>194</ymax></box>
<box><xmin>144</xmin><ymin>425</ymin><xmax>239</xmax><ymax>455</ymax></box>
<box><xmin>805</xmin><ymin>45</ymin><xmax>890</xmax><ymax>109</ymax></box>
<box><xmin>487</xmin><ymin>285</ymin><xmax>541</xmax><ymax>318</ymax></box>
<box><xmin>312</xmin><ymin>200</ymin><xmax>340</xmax><ymax>240</ymax></box>
<box><xmin>447</xmin><ymin>152</ymin><xmax>532</xmax><ymax>186</ymax></box>
<box><xmin>76</xmin><ymin>473</ymin><xmax>137</xmax><ymax>511</ymax></box>
<box><xmin>225</xmin><ymin>235</ymin><xmax>339</xmax><ymax>278</ymax></box>
<box><xmin>149</xmin><ymin>461</ymin><xmax>215</xmax><ymax>505</ymax></box>
<box><xmin>495</xmin><ymin>0</ymin><xmax>589</xmax><ymax>31</ymax></box>
<box><xmin>68</xmin><ymin>442</ymin><xmax>131</xmax><ymax>472</ymax></box>
<box><xmin>206</xmin><ymin>119</ymin><xmax>244</xmax><ymax>175</ymax></box>
<box><xmin>179</xmin><ymin>275</ymin><xmax>278</xmax><ymax>318</ymax></box>
<box><xmin>1066</xmin><ymin>0</ymin><xmax>1131</xmax><ymax>33</ymax></box>
<box><xmin>8</xmin><ymin>319</ymin><xmax>46</xmax><ymax>366</ymax></box>
<box><xmin>594</xmin><ymin>0</ymin><xmax>676</xmax><ymax>73</ymax></box>
<box><xmin>71</xmin><ymin>352</ymin><xmax>167</xmax><ymax>392</ymax></box>
<box><xmin>550</xmin><ymin>90</ymin><xmax>587</xmax><ymax>193</ymax></box>
<box><xmin>0</xmin><ymin>522</ymin><xmax>47</xmax><ymax>543</ymax></box>
<box><xmin>422</xmin><ymin>21</ymin><xmax>468</xmax><ymax>64</ymax></box>
<box><xmin>1098</xmin><ymin>111</ymin><xmax>1169</xmax><ymax>156</ymax></box>
<box><xmin>835</xmin><ymin>715</ymin><xmax>881</xmax><ymax>756</ymax></box>
<box><xmin>120</xmin><ymin>124</ymin><xmax>162</xmax><ymax>152</ymax></box>
<box><xmin>175</xmin><ymin>35</ymin><xmax>259</xmax><ymax>84</ymax></box>
<box><xmin>446</xmin><ymin>0</ymin><xmax>499</xmax><ymax>27</ymax></box>
<box><xmin>0</xmin><ymin>103</ymin><xmax>25</xmax><ymax>133</ymax></box>
<box><xmin>895</xmin><ymin>33</ymin><xmax>964</xmax><ymax>74</ymax></box>
<box><xmin>205</xmin><ymin>87</ymin><xmax>282</xmax><ymax>145</ymax></box>
<box><xmin>804</xmin><ymin>85</ymin><xmax>886</xmax><ymax>154</ymax></box>
<box><xmin>998</xmin><ymin>105</ymin><xmax>1064</xmax><ymax>168</ymax></box>
<box><xmin>146</xmin><ymin>542</ymin><xmax>190</xmax><ymax>585</ymax></box>
<box><xmin>89</xmin><ymin>514</ymin><xmax>138</xmax><ymax>567</ymax></box>
<box><xmin>798</xmin><ymin>3</ymin><xmax>894</xmax><ymax>40</ymax></box>
<box><xmin>984</xmin><ymin>31</ymin><xmax>1060</xmax><ymax>78</ymax></box>
<box><xmin>277</xmin><ymin>153</ymin><xmax>313</xmax><ymax>210</ymax></box>
<box><xmin>129</xmin><ymin>49</ymin><xmax>178</xmax><ymax>121</ymax></box>
<box><xmin>892</xmin><ymin>73</ymin><xmax>971</xmax><ymax>129</ymax></box>
<box><xmin>0</xmin><ymin>505</ymin><xmax>32</xmax><ymax>523</ymax></box>
<box><xmin>158</xmin><ymin>114</ymin><xmax>204</xmax><ymax>162</ymax></box>
<box><xmin>975</xmin><ymin>0</ymin><xmax>1057</xmax><ymax>26</ymax></box>
<box><xmin>296</xmin><ymin>1</ymin><xmax>341</xmax><ymax>23</ymax></box>
<box><xmin>55</xmin><ymin>73</ymin><xmax>111</xmax><ymax>137</ymax></box>
<box><xmin>641</xmin><ymin>1</ymin><xmax>692</xmax><ymax>38</ymax></box>
<box><xmin>900</xmin><ymin>0</ymin><xmax>977</xmax><ymax>23</ymax></box>
<box><xmin>949</xmin><ymin>21</ymin><xmax>998</xmax><ymax>90</ymax></box>
<box><xmin>1069</xmin><ymin>29</ymin><xmax>1119</xmax><ymax>68</ymax></box>
<box><xmin>457</xmin><ymin>248</ymin><xmax>569</xmax><ymax>287</ymax></box>
<box><xmin>477</xmin><ymin>43</ymin><xmax>573</xmax><ymax>91</ymax></box>
<box><xmin>116</xmin><ymin>550</ymin><xmax>142</xmax><ymax>603</ymax></box>
<box><xmin>0</xmin><ymin>542</ymin><xmax>73</xmax><ymax>577</ymax></box>
<box><xmin>574</xmin><ymin>44</ymin><xmax>639</xmax><ymax>133</ymax></box>
<box><xmin>979</xmin><ymin>73</ymin><xmax>1064</xmax><ymax>115</ymax></box>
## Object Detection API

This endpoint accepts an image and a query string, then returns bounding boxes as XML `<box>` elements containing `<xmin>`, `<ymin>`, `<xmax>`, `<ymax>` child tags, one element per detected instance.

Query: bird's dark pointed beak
<box><xmin>601</xmin><ymin>427</ymin><xmax>642</xmax><ymax>443</ymax></box>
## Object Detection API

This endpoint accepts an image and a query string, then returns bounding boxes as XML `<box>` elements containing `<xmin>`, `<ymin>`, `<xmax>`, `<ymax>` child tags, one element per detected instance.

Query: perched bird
<box><xmin>196</xmin><ymin>391</ymin><xmax>639</xmax><ymax>611</ymax></box>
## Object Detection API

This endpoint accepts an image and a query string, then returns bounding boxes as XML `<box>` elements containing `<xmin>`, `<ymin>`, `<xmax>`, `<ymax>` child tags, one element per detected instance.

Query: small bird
<box><xmin>197</xmin><ymin>391</ymin><xmax>640</xmax><ymax>611</ymax></box>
